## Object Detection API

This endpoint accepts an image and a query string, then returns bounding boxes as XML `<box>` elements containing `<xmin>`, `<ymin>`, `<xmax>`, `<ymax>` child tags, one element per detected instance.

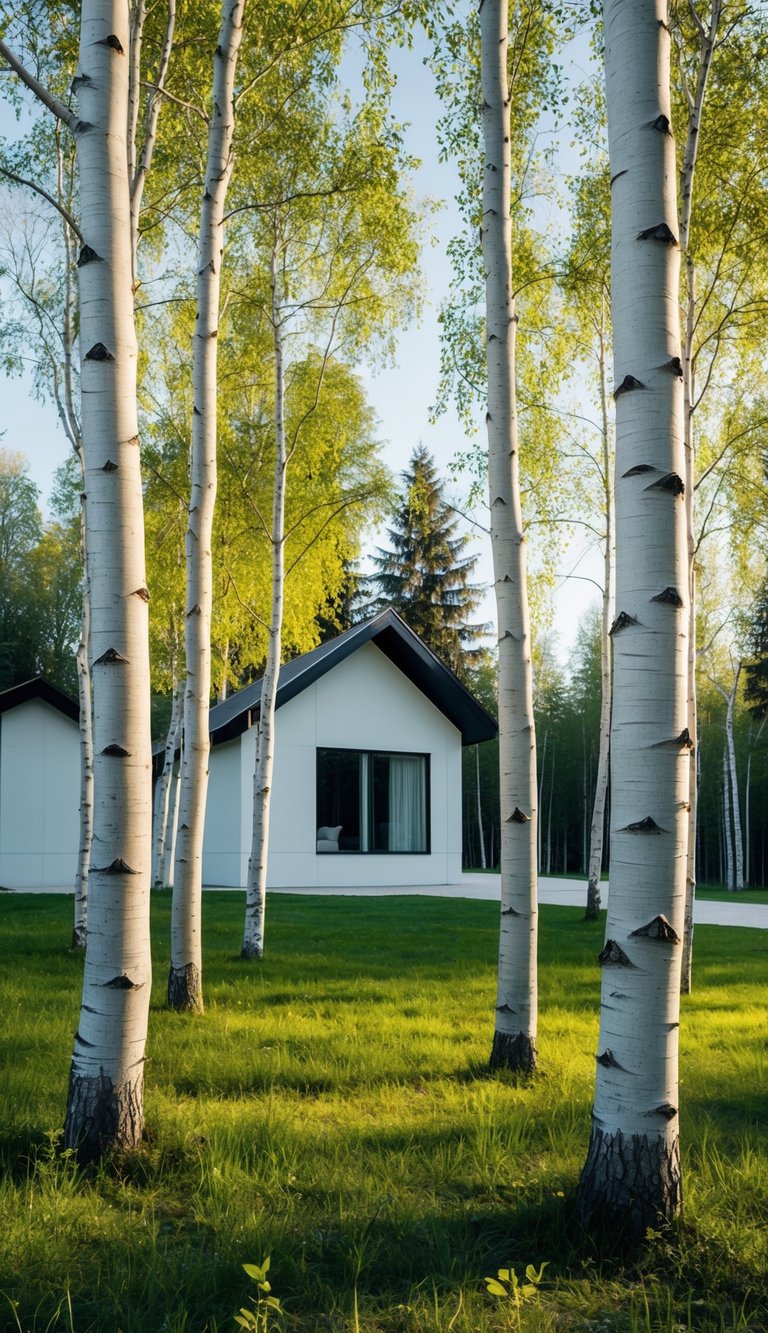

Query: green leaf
<box><xmin>484</xmin><ymin>1278</ymin><xmax>508</xmax><ymax>1297</ymax></box>
<box><xmin>243</xmin><ymin>1263</ymin><xmax>266</xmax><ymax>1282</ymax></box>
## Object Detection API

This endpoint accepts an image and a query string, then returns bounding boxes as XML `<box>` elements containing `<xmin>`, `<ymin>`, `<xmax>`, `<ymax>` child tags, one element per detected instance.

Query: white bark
<box><xmin>170</xmin><ymin>0</ymin><xmax>245</xmax><ymax>1011</ymax></box>
<box><xmin>715</xmin><ymin>664</ymin><xmax>744</xmax><ymax>891</ymax></box>
<box><xmin>53</xmin><ymin>0</ymin><xmax>152</xmax><ymax>1159</ymax></box>
<box><xmin>152</xmin><ymin>666</ymin><xmax>182</xmax><ymax>887</ymax></box>
<box><xmin>586</xmin><ymin>300</ymin><xmax>614</xmax><ymax>921</ymax></box>
<box><xmin>578</xmin><ymin>0</ymin><xmax>688</xmax><ymax>1241</ymax></box>
<box><xmin>475</xmin><ymin>744</ymin><xmax>487</xmax><ymax>870</ymax></box>
<box><xmin>242</xmin><ymin>247</ymin><xmax>287</xmax><ymax>961</ymax></box>
<box><xmin>480</xmin><ymin>0</ymin><xmax>538</xmax><ymax>1074</ymax></box>
<box><xmin>72</xmin><ymin>562</ymin><xmax>93</xmax><ymax>951</ymax></box>
<box><xmin>676</xmin><ymin>0</ymin><xmax>720</xmax><ymax>992</ymax></box>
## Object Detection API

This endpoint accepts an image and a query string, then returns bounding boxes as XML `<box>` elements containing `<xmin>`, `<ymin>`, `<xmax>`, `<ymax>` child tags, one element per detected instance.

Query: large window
<box><xmin>316</xmin><ymin>748</ymin><xmax>430</xmax><ymax>854</ymax></box>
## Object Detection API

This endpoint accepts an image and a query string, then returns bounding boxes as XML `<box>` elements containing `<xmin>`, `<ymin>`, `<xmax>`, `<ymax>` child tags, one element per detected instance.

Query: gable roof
<box><xmin>0</xmin><ymin>676</ymin><xmax>80</xmax><ymax>723</ymax></box>
<box><xmin>208</xmin><ymin>608</ymin><xmax>497</xmax><ymax>747</ymax></box>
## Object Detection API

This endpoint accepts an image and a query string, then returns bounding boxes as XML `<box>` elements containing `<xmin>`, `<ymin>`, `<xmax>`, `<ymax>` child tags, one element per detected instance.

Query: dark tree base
<box><xmin>167</xmin><ymin>962</ymin><xmax>203</xmax><ymax>1013</ymax></box>
<box><xmin>489</xmin><ymin>1028</ymin><xmax>537</xmax><ymax>1074</ymax></box>
<box><xmin>577</xmin><ymin>1122</ymin><xmax>682</xmax><ymax>1248</ymax></box>
<box><xmin>71</xmin><ymin>925</ymin><xmax>87</xmax><ymax>951</ymax></box>
<box><xmin>240</xmin><ymin>941</ymin><xmax>264</xmax><ymax>961</ymax></box>
<box><xmin>63</xmin><ymin>1068</ymin><xmax>144</xmax><ymax>1163</ymax></box>
<box><xmin>585</xmin><ymin>876</ymin><xmax>601</xmax><ymax>921</ymax></box>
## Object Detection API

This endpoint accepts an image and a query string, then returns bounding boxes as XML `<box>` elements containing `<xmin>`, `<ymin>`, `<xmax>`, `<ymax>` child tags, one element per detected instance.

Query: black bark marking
<box><xmin>621</xmin><ymin>816</ymin><xmax>663</xmax><ymax>834</ymax></box>
<box><xmin>491</xmin><ymin>495</ymin><xmax>507</xmax><ymax>505</ymax></box>
<box><xmin>496</xmin><ymin>1003</ymin><xmax>516</xmax><ymax>1015</ymax></box>
<box><xmin>91</xmin><ymin>858</ymin><xmax>138</xmax><ymax>875</ymax></box>
<box><xmin>649</xmin><ymin>1103</ymin><xmax>678</xmax><ymax>1120</ymax></box>
<box><xmin>77</xmin><ymin>244</ymin><xmax>101</xmax><ymax>266</ymax></box>
<box><xmin>498</xmin><ymin>629</ymin><xmax>519</xmax><ymax>642</ymax></box>
<box><xmin>101</xmin><ymin>744</ymin><xmax>130</xmax><ymax>757</ymax></box>
<box><xmin>637</xmin><ymin>223</ymin><xmax>678</xmax><ymax>245</ymax></box>
<box><xmin>614</xmin><ymin>375</ymin><xmax>645</xmax><ymax>396</ymax></box>
<box><xmin>102</xmin><ymin>459</ymin><xmax>118</xmax><ymax>472</ymax></box>
<box><xmin>610</xmin><ymin>169</ymin><xmax>628</xmax><ymax>186</ymax></box>
<box><xmin>127</xmin><ymin>434</ymin><xmax>139</xmax><ymax>448</ymax></box>
<box><xmin>646</xmin><ymin>473</ymin><xmax>685</xmax><ymax>496</ymax></box>
<box><xmin>653</xmin><ymin>728</ymin><xmax>693</xmax><ymax>750</ymax></box>
<box><xmin>74</xmin><ymin>1031</ymin><xmax>95</xmax><ymax>1047</ymax></box>
<box><xmin>93</xmin><ymin>648</ymin><xmax>128</xmax><ymax>665</ymax></box>
<box><xmin>609</xmin><ymin>612</ymin><xmax>638</xmax><ymax>636</ymax></box>
<box><xmin>187</xmin><ymin>603</ymin><xmax>201</xmax><ymax>617</ymax></box>
<box><xmin>501</xmin><ymin>906</ymin><xmax>520</xmax><ymax>917</ymax></box>
<box><xmin>85</xmin><ymin>343</ymin><xmax>114</xmax><ymax>362</ymax></box>
<box><xmin>507</xmin><ymin>807</ymin><xmax>530</xmax><ymax>823</ymax></box>
<box><xmin>661</xmin><ymin>356</ymin><xmax>683</xmax><ymax>377</ymax></box>
<box><xmin>622</xmin><ymin>464</ymin><xmax>655</xmax><ymax>477</ymax></box>
<box><xmin>631</xmin><ymin>915</ymin><xmax>680</xmax><ymax>944</ymax></box>
<box><xmin>598</xmin><ymin>940</ymin><xmax>635</xmax><ymax>968</ymax></box>
<box><xmin>489</xmin><ymin>1028</ymin><xmax>536</xmax><ymax>1074</ymax></box>
<box><xmin>596</xmin><ymin>1049</ymin><xmax>627</xmax><ymax>1070</ymax></box>
<box><xmin>651</xmin><ymin>113</ymin><xmax>671</xmax><ymax>134</ymax></box>
<box><xmin>651</xmin><ymin>586</ymin><xmax>683</xmax><ymax>606</ymax></box>
<box><xmin>104</xmin><ymin>974</ymin><xmax>139</xmax><ymax>989</ymax></box>
<box><xmin>99</xmin><ymin>34</ymin><xmax>125</xmax><ymax>53</ymax></box>
<box><xmin>131</xmin><ymin>586</ymin><xmax>150</xmax><ymax>602</ymax></box>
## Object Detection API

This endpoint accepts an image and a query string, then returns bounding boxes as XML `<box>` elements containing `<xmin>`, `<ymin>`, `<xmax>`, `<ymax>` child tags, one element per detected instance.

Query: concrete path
<box><xmin>6</xmin><ymin>874</ymin><xmax>768</xmax><ymax>930</ymax></box>
<box><xmin>268</xmin><ymin>873</ymin><xmax>768</xmax><ymax>931</ymax></box>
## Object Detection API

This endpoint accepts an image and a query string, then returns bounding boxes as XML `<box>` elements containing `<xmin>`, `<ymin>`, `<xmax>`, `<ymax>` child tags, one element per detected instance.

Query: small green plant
<box><xmin>484</xmin><ymin>1262</ymin><xmax>548</xmax><ymax>1329</ymax></box>
<box><xmin>234</xmin><ymin>1258</ymin><xmax>283</xmax><ymax>1331</ymax></box>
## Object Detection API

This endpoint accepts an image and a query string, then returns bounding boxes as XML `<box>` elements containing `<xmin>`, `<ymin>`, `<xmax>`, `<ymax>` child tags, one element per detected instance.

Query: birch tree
<box><xmin>577</xmin><ymin>0</ymin><xmax>688</xmax><ymax>1242</ymax></box>
<box><xmin>236</xmin><ymin>96</ymin><xmax>418</xmax><ymax>959</ymax></box>
<box><xmin>480</xmin><ymin>0</ymin><xmax>538</xmax><ymax>1073</ymax></box>
<box><xmin>168</xmin><ymin>0</ymin><xmax>245</xmax><ymax>1013</ymax></box>
<box><xmin>1</xmin><ymin>1</ymin><xmax>155</xmax><ymax>1158</ymax></box>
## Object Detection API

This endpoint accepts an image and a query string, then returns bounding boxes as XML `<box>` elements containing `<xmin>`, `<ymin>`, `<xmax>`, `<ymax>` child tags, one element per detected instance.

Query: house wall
<box><xmin>0</xmin><ymin>700</ymin><xmax>80</xmax><ymax>888</ymax></box>
<box><xmin>202</xmin><ymin>642</ymin><xmax>463</xmax><ymax>888</ymax></box>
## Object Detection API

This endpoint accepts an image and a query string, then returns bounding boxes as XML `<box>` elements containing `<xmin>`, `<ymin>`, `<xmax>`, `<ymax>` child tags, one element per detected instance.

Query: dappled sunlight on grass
<box><xmin>0</xmin><ymin>892</ymin><xmax>765</xmax><ymax>1330</ymax></box>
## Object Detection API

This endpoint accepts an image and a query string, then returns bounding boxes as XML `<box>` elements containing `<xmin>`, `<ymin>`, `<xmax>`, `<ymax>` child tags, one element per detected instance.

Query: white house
<box><xmin>0</xmin><ymin>677</ymin><xmax>81</xmax><ymax>889</ymax></box>
<box><xmin>203</xmin><ymin>609</ymin><xmax>496</xmax><ymax>888</ymax></box>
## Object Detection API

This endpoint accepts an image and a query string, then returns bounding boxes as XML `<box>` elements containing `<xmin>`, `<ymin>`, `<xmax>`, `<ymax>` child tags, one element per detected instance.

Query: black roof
<box><xmin>0</xmin><ymin>676</ymin><xmax>80</xmax><ymax>723</ymax></box>
<box><xmin>208</xmin><ymin>608</ymin><xmax>497</xmax><ymax>747</ymax></box>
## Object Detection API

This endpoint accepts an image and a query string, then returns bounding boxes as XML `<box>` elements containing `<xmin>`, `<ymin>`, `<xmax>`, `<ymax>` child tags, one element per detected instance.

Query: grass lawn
<box><xmin>0</xmin><ymin>892</ymin><xmax>766</xmax><ymax>1332</ymax></box>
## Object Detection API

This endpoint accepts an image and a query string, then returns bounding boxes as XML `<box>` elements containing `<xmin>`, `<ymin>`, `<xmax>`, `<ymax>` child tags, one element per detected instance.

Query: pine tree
<box><xmin>745</xmin><ymin>578</ymin><xmax>768</xmax><ymax>716</ymax></box>
<box><xmin>365</xmin><ymin>445</ymin><xmax>486</xmax><ymax>677</ymax></box>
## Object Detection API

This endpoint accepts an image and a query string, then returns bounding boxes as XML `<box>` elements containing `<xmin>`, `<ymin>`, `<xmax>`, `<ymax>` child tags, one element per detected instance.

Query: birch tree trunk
<box><xmin>475</xmin><ymin>744</ymin><xmax>487</xmax><ymax>870</ymax></box>
<box><xmin>72</xmin><ymin>570</ymin><xmax>93</xmax><ymax>950</ymax></box>
<box><xmin>170</xmin><ymin>0</ymin><xmax>245</xmax><ymax>1011</ymax></box>
<box><xmin>716</xmin><ymin>666</ymin><xmax>744</xmax><ymax>891</ymax></box>
<box><xmin>152</xmin><ymin>665</ymin><xmax>182</xmax><ymax>887</ymax></box>
<box><xmin>480</xmin><ymin>0</ymin><xmax>538</xmax><ymax>1075</ymax></box>
<box><xmin>41</xmin><ymin>0</ymin><xmax>152</xmax><ymax>1159</ymax></box>
<box><xmin>677</xmin><ymin>0</ymin><xmax>720</xmax><ymax>992</ymax></box>
<box><xmin>578</xmin><ymin>0</ymin><xmax>688</xmax><ymax>1243</ymax></box>
<box><xmin>722</xmin><ymin>747</ymin><xmax>734</xmax><ymax>891</ymax></box>
<box><xmin>586</xmin><ymin>299</ymin><xmax>614</xmax><ymax>921</ymax></box>
<box><xmin>242</xmin><ymin>246</ymin><xmax>286</xmax><ymax>961</ymax></box>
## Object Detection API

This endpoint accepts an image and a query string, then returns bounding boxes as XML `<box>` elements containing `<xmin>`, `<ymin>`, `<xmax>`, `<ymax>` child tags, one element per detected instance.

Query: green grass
<box><xmin>0</xmin><ymin>892</ymin><xmax>766</xmax><ymax>1332</ymax></box>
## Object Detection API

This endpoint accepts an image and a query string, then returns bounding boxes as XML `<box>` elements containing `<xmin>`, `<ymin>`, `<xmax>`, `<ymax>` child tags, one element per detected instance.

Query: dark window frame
<box><xmin>316</xmin><ymin>746</ymin><xmax>431</xmax><ymax>855</ymax></box>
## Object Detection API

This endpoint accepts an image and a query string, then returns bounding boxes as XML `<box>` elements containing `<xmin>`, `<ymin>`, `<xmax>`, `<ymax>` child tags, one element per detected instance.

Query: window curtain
<box><xmin>359</xmin><ymin>752</ymin><xmax>370</xmax><ymax>852</ymax></box>
<box><xmin>388</xmin><ymin>755</ymin><xmax>426</xmax><ymax>851</ymax></box>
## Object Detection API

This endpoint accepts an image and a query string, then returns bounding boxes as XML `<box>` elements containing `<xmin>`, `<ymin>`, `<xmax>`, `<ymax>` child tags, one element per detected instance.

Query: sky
<box><xmin>0</xmin><ymin>18</ymin><xmax>603</xmax><ymax>668</ymax></box>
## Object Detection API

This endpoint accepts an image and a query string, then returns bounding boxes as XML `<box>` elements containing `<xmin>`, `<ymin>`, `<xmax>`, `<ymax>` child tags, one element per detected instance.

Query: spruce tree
<box><xmin>365</xmin><ymin>445</ymin><xmax>486</xmax><ymax>677</ymax></box>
